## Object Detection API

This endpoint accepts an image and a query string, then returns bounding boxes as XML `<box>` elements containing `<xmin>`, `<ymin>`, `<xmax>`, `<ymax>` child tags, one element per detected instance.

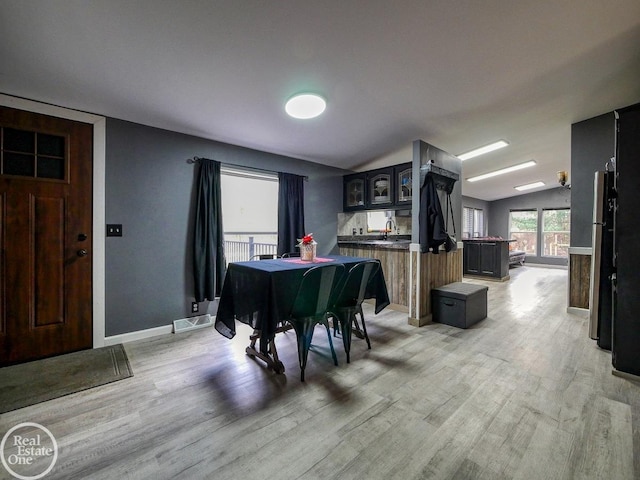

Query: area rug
<box><xmin>0</xmin><ymin>344</ymin><xmax>133</xmax><ymax>413</ymax></box>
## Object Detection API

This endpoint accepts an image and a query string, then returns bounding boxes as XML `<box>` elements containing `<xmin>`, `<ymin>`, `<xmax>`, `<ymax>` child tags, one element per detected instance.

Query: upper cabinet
<box><xmin>343</xmin><ymin>163</ymin><xmax>412</xmax><ymax>212</ymax></box>
<box><xmin>343</xmin><ymin>172</ymin><xmax>367</xmax><ymax>211</ymax></box>
<box><xmin>394</xmin><ymin>162</ymin><xmax>412</xmax><ymax>206</ymax></box>
<box><xmin>366</xmin><ymin>167</ymin><xmax>394</xmax><ymax>208</ymax></box>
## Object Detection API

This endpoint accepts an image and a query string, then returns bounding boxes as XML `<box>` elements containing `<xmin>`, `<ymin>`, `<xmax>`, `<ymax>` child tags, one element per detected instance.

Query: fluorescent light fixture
<box><xmin>458</xmin><ymin>140</ymin><xmax>509</xmax><ymax>161</ymax></box>
<box><xmin>515</xmin><ymin>181</ymin><xmax>545</xmax><ymax>191</ymax></box>
<box><xmin>467</xmin><ymin>160</ymin><xmax>536</xmax><ymax>182</ymax></box>
<box><xmin>285</xmin><ymin>93</ymin><xmax>326</xmax><ymax>119</ymax></box>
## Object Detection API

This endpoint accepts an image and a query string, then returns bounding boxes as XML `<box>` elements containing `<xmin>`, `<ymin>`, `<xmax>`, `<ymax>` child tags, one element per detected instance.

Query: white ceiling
<box><xmin>1</xmin><ymin>1</ymin><xmax>639</xmax><ymax>200</ymax></box>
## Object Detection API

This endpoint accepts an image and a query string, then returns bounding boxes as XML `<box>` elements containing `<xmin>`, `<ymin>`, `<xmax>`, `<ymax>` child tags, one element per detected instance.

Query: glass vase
<box><xmin>300</xmin><ymin>241</ymin><xmax>317</xmax><ymax>261</ymax></box>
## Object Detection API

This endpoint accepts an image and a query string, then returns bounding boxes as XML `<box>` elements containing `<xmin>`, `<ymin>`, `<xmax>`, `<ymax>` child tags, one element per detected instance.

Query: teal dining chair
<box><xmin>250</xmin><ymin>254</ymin><xmax>277</xmax><ymax>260</ymax></box>
<box><xmin>286</xmin><ymin>263</ymin><xmax>345</xmax><ymax>381</ymax></box>
<box><xmin>329</xmin><ymin>260</ymin><xmax>380</xmax><ymax>363</ymax></box>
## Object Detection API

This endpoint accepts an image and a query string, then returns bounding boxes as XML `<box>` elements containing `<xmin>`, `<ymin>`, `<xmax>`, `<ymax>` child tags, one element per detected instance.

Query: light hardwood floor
<box><xmin>1</xmin><ymin>266</ymin><xmax>638</xmax><ymax>479</ymax></box>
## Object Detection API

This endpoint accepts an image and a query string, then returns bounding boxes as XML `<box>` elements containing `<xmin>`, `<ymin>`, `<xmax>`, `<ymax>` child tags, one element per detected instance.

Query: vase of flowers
<box><xmin>297</xmin><ymin>233</ymin><xmax>317</xmax><ymax>261</ymax></box>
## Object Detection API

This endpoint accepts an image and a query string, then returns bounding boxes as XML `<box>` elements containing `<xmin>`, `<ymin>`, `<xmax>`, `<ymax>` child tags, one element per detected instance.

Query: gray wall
<box><xmin>488</xmin><ymin>187</ymin><xmax>571</xmax><ymax>265</ymax></box>
<box><xmin>570</xmin><ymin>112</ymin><xmax>616</xmax><ymax>247</ymax></box>
<box><xmin>106</xmin><ymin>118</ymin><xmax>346</xmax><ymax>336</ymax></box>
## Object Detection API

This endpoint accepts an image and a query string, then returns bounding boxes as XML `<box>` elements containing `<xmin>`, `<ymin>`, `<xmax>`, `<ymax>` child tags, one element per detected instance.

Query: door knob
<box><xmin>77</xmin><ymin>249</ymin><xmax>88</xmax><ymax>257</ymax></box>
<box><xmin>78</xmin><ymin>233</ymin><xmax>88</xmax><ymax>241</ymax></box>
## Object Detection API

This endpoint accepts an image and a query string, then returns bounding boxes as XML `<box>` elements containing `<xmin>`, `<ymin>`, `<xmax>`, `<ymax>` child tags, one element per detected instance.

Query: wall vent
<box><xmin>173</xmin><ymin>314</ymin><xmax>213</xmax><ymax>334</ymax></box>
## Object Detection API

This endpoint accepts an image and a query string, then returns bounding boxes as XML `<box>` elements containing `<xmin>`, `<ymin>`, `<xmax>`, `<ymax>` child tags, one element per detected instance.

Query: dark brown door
<box><xmin>0</xmin><ymin>106</ymin><xmax>93</xmax><ymax>366</ymax></box>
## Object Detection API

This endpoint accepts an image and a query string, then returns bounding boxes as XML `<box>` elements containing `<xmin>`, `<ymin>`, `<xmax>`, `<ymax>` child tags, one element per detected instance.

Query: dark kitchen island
<box><xmin>462</xmin><ymin>238</ymin><xmax>514</xmax><ymax>281</ymax></box>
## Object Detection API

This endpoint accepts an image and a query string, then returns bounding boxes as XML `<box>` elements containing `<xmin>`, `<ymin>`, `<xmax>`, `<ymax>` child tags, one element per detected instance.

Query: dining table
<box><xmin>214</xmin><ymin>254</ymin><xmax>390</xmax><ymax>373</ymax></box>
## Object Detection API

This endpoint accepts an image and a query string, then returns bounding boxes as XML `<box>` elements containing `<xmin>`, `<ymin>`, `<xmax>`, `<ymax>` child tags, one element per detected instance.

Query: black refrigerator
<box><xmin>612</xmin><ymin>102</ymin><xmax>640</xmax><ymax>376</ymax></box>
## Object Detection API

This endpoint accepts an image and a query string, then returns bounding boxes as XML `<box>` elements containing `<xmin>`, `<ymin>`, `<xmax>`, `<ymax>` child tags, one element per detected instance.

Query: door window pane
<box><xmin>37</xmin><ymin>157</ymin><xmax>65</xmax><ymax>179</ymax></box>
<box><xmin>37</xmin><ymin>133</ymin><xmax>65</xmax><ymax>157</ymax></box>
<box><xmin>4</xmin><ymin>152</ymin><xmax>35</xmax><ymax>176</ymax></box>
<box><xmin>4</xmin><ymin>128</ymin><xmax>35</xmax><ymax>152</ymax></box>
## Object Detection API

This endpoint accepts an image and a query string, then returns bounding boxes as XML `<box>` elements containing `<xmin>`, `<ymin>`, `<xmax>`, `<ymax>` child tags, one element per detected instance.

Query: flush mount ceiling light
<box><xmin>467</xmin><ymin>160</ymin><xmax>536</xmax><ymax>183</ymax></box>
<box><xmin>285</xmin><ymin>93</ymin><xmax>326</xmax><ymax>119</ymax></box>
<box><xmin>515</xmin><ymin>181</ymin><xmax>545</xmax><ymax>191</ymax></box>
<box><xmin>458</xmin><ymin>140</ymin><xmax>509</xmax><ymax>161</ymax></box>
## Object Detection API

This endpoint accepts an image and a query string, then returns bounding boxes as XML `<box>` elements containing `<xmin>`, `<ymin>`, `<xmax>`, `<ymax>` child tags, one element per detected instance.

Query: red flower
<box><xmin>297</xmin><ymin>233</ymin><xmax>314</xmax><ymax>245</ymax></box>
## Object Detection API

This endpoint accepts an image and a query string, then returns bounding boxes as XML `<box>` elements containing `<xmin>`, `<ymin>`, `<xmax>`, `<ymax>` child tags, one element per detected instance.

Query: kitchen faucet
<box><xmin>384</xmin><ymin>217</ymin><xmax>395</xmax><ymax>240</ymax></box>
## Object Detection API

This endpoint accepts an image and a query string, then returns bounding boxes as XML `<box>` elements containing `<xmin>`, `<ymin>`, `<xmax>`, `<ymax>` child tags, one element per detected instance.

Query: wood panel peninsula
<box><xmin>338</xmin><ymin>237</ymin><xmax>462</xmax><ymax>326</ymax></box>
<box><xmin>338</xmin><ymin>139</ymin><xmax>465</xmax><ymax>327</ymax></box>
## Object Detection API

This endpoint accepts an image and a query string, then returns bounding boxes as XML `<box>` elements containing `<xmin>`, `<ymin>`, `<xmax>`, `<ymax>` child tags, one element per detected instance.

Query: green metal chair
<box><xmin>250</xmin><ymin>254</ymin><xmax>277</xmax><ymax>260</ymax></box>
<box><xmin>286</xmin><ymin>263</ymin><xmax>345</xmax><ymax>381</ymax></box>
<box><xmin>329</xmin><ymin>260</ymin><xmax>380</xmax><ymax>363</ymax></box>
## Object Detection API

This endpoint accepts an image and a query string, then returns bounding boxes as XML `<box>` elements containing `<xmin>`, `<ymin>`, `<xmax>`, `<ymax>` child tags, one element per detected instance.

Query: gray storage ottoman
<box><xmin>432</xmin><ymin>282</ymin><xmax>488</xmax><ymax>328</ymax></box>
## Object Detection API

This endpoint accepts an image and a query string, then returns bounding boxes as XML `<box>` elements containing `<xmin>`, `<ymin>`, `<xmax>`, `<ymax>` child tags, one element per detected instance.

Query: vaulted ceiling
<box><xmin>1</xmin><ymin>1</ymin><xmax>639</xmax><ymax>200</ymax></box>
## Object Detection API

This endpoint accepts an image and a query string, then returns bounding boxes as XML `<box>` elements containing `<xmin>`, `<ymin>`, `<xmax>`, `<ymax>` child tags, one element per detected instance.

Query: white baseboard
<box><xmin>104</xmin><ymin>315</ymin><xmax>218</xmax><ymax>346</ymax></box>
<box><xmin>567</xmin><ymin>307</ymin><xmax>589</xmax><ymax>317</ymax></box>
<box><xmin>104</xmin><ymin>324</ymin><xmax>173</xmax><ymax>346</ymax></box>
<box><xmin>524</xmin><ymin>263</ymin><xmax>568</xmax><ymax>270</ymax></box>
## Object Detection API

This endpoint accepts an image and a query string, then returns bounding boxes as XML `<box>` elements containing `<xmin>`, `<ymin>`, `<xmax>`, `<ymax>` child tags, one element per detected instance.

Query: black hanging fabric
<box><xmin>277</xmin><ymin>172</ymin><xmax>305</xmax><ymax>256</ymax></box>
<box><xmin>419</xmin><ymin>174</ymin><xmax>448</xmax><ymax>253</ymax></box>
<box><xmin>193</xmin><ymin>158</ymin><xmax>226</xmax><ymax>302</ymax></box>
<box><xmin>444</xmin><ymin>192</ymin><xmax>458</xmax><ymax>252</ymax></box>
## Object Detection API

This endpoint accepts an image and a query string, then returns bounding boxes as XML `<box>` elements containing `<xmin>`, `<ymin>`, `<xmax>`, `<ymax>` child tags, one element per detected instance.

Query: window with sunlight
<box><xmin>509</xmin><ymin>210</ymin><xmax>537</xmax><ymax>255</ymax></box>
<box><xmin>220</xmin><ymin>167</ymin><xmax>278</xmax><ymax>263</ymax></box>
<box><xmin>542</xmin><ymin>209</ymin><xmax>570</xmax><ymax>257</ymax></box>
<box><xmin>463</xmin><ymin>207</ymin><xmax>485</xmax><ymax>238</ymax></box>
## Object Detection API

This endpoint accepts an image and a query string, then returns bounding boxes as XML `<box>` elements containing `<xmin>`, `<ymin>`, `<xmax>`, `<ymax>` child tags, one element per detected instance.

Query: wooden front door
<box><xmin>0</xmin><ymin>106</ymin><xmax>93</xmax><ymax>366</ymax></box>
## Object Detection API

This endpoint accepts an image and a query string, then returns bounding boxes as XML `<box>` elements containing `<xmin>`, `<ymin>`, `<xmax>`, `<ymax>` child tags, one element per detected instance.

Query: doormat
<box><xmin>0</xmin><ymin>344</ymin><xmax>133</xmax><ymax>414</ymax></box>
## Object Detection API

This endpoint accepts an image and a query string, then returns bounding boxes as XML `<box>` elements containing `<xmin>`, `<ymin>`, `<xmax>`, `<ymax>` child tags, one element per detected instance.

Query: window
<box><xmin>509</xmin><ymin>210</ymin><xmax>537</xmax><ymax>255</ymax></box>
<box><xmin>463</xmin><ymin>207</ymin><xmax>485</xmax><ymax>238</ymax></box>
<box><xmin>366</xmin><ymin>211</ymin><xmax>390</xmax><ymax>232</ymax></box>
<box><xmin>220</xmin><ymin>167</ymin><xmax>278</xmax><ymax>262</ymax></box>
<box><xmin>542</xmin><ymin>209</ymin><xmax>570</xmax><ymax>257</ymax></box>
<box><xmin>1</xmin><ymin>127</ymin><xmax>66</xmax><ymax>180</ymax></box>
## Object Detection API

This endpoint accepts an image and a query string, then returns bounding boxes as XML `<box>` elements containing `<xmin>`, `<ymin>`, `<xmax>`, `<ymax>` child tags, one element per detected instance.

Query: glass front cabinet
<box><xmin>366</xmin><ymin>167</ymin><xmax>394</xmax><ymax>208</ymax></box>
<box><xmin>343</xmin><ymin>173</ymin><xmax>367</xmax><ymax>211</ymax></box>
<box><xmin>395</xmin><ymin>162</ymin><xmax>412</xmax><ymax>206</ymax></box>
<box><xmin>343</xmin><ymin>162</ymin><xmax>414</xmax><ymax>211</ymax></box>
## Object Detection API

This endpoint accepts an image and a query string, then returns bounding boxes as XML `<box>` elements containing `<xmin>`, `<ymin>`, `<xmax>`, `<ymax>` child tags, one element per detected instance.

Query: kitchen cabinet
<box><xmin>395</xmin><ymin>162</ymin><xmax>412</xmax><ymax>206</ymax></box>
<box><xmin>366</xmin><ymin>167</ymin><xmax>394</xmax><ymax>208</ymax></box>
<box><xmin>462</xmin><ymin>239</ymin><xmax>510</xmax><ymax>280</ymax></box>
<box><xmin>343</xmin><ymin>172</ymin><xmax>366</xmax><ymax>211</ymax></box>
<box><xmin>343</xmin><ymin>162</ymin><xmax>413</xmax><ymax>211</ymax></box>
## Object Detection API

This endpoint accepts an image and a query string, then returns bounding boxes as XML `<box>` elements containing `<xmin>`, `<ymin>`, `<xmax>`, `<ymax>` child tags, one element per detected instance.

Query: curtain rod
<box><xmin>187</xmin><ymin>156</ymin><xmax>308</xmax><ymax>181</ymax></box>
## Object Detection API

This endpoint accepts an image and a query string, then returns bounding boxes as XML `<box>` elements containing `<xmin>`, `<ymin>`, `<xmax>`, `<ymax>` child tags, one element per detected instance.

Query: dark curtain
<box><xmin>193</xmin><ymin>158</ymin><xmax>226</xmax><ymax>302</ymax></box>
<box><xmin>277</xmin><ymin>172</ymin><xmax>305</xmax><ymax>256</ymax></box>
<box><xmin>419</xmin><ymin>174</ymin><xmax>448</xmax><ymax>254</ymax></box>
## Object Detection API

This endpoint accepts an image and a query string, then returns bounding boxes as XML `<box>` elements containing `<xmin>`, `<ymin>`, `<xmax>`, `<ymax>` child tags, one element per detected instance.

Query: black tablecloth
<box><xmin>215</xmin><ymin>255</ymin><xmax>390</xmax><ymax>354</ymax></box>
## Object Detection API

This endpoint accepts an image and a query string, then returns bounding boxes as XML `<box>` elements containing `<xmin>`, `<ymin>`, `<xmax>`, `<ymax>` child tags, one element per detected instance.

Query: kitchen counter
<box><xmin>338</xmin><ymin>236</ymin><xmax>410</xmax><ymax>307</ymax></box>
<box><xmin>338</xmin><ymin>236</ymin><xmax>463</xmax><ymax>324</ymax></box>
<box><xmin>461</xmin><ymin>237</ymin><xmax>514</xmax><ymax>243</ymax></box>
<box><xmin>337</xmin><ymin>235</ymin><xmax>411</xmax><ymax>250</ymax></box>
